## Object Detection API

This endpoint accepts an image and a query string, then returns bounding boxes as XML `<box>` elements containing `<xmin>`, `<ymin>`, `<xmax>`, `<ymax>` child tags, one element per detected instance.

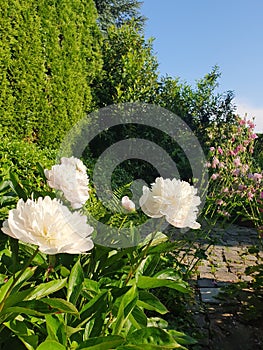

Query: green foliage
<box><xmin>92</xmin><ymin>23</ymin><xmax>159</xmax><ymax>107</ymax></box>
<box><xmin>254</xmin><ymin>133</ymin><xmax>263</xmax><ymax>169</ymax></box>
<box><xmin>0</xmin><ymin>0</ymin><xmax>102</xmax><ymax>148</ymax></box>
<box><xmin>0</xmin><ymin>230</ymin><xmax>195</xmax><ymax>349</ymax></box>
<box><xmin>94</xmin><ymin>0</ymin><xmax>145</xmax><ymax>31</ymax></box>
<box><xmin>156</xmin><ymin>66</ymin><xmax>236</xmax><ymax>150</ymax></box>
<box><xmin>0</xmin><ymin>137</ymin><xmax>56</xmax><ymax>221</ymax></box>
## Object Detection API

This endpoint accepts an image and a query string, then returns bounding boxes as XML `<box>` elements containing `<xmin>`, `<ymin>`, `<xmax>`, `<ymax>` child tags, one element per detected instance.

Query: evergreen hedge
<box><xmin>0</xmin><ymin>0</ymin><xmax>102</xmax><ymax>148</ymax></box>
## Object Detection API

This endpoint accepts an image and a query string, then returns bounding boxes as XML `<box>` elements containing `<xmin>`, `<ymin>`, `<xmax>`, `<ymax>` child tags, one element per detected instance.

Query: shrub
<box><xmin>0</xmin><ymin>0</ymin><xmax>102</xmax><ymax>148</ymax></box>
<box><xmin>204</xmin><ymin>116</ymin><xmax>262</xmax><ymax>230</ymax></box>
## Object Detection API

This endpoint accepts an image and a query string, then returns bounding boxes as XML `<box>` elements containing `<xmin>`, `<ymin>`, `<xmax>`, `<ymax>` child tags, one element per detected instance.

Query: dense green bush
<box><xmin>0</xmin><ymin>0</ymin><xmax>102</xmax><ymax>148</ymax></box>
<box><xmin>0</xmin><ymin>137</ymin><xmax>56</xmax><ymax>221</ymax></box>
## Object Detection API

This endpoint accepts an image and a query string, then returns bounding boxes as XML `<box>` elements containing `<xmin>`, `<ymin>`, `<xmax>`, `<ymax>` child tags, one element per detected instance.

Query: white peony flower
<box><xmin>139</xmin><ymin>177</ymin><xmax>201</xmax><ymax>229</ymax></box>
<box><xmin>44</xmin><ymin>157</ymin><xmax>90</xmax><ymax>209</ymax></box>
<box><xmin>2</xmin><ymin>196</ymin><xmax>94</xmax><ymax>254</ymax></box>
<box><xmin>121</xmin><ymin>196</ymin><xmax>136</xmax><ymax>212</ymax></box>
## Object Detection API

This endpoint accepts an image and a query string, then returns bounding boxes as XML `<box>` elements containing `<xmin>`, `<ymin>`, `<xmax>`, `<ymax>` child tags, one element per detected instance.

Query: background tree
<box><xmin>92</xmin><ymin>22</ymin><xmax>159</xmax><ymax>107</ymax></box>
<box><xmin>156</xmin><ymin>66</ymin><xmax>237</xmax><ymax>151</ymax></box>
<box><xmin>94</xmin><ymin>0</ymin><xmax>145</xmax><ymax>31</ymax></box>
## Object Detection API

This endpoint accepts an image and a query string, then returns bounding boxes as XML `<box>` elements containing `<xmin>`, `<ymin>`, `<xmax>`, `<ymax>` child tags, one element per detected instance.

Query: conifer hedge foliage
<box><xmin>0</xmin><ymin>0</ymin><xmax>102</xmax><ymax>148</ymax></box>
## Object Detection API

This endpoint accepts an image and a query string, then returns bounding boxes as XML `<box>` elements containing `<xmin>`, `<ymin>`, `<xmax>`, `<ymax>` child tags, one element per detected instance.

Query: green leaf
<box><xmin>112</xmin><ymin>284</ymin><xmax>138</xmax><ymax>335</ymax></box>
<box><xmin>78</xmin><ymin>290</ymin><xmax>108</xmax><ymax>324</ymax></box>
<box><xmin>4</xmin><ymin>319</ymin><xmax>38</xmax><ymax>350</ymax></box>
<box><xmin>141</xmin><ymin>255</ymin><xmax>160</xmax><ymax>276</ymax></box>
<box><xmin>126</xmin><ymin>327</ymin><xmax>183</xmax><ymax>349</ymax></box>
<box><xmin>83</xmin><ymin>278</ymin><xmax>100</xmax><ymax>294</ymax></box>
<box><xmin>9</xmin><ymin>172</ymin><xmax>27</xmax><ymax>200</ymax></box>
<box><xmin>137</xmin><ymin>276</ymin><xmax>189</xmax><ymax>293</ymax></box>
<box><xmin>130</xmin><ymin>306</ymin><xmax>147</xmax><ymax>328</ymax></box>
<box><xmin>36</xmin><ymin>162</ymin><xmax>47</xmax><ymax>180</ymax></box>
<box><xmin>42</xmin><ymin>298</ymin><xmax>79</xmax><ymax>314</ymax></box>
<box><xmin>36</xmin><ymin>340</ymin><xmax>66</xmax><ymax>350</ymax></box>
<box><xmin>12</xmin><ymin>267</ymin><xmax>37</xmax><ymax>293</ymax></box>
<box><xmin>0</xmin><ymin>267</ymin><xmax>36</xmax><ymax>304</ymax></box>
<box><xmin>77</xmin><ymin>335</ymin><xmax>124</xmax><ymax>350</ymax></box>
<box><xmin>26</xmin><ymin>278</ymin><xmax>67</xmax><ymax>300</ymax></box>
<box><xmin>137</xmin><ymin>291</ymin><xmax>168</xmax><ymax>314</ymax></box>
<box><xmin>2</xmin><ymin>300</ymin><xmax>53</xmax><ymax>316</ymax></box>
<box><xmin>46</xmin><ymin>314</ymin><xmax>67</xmax><ymax>345</ymax></box>
<box><xmin>67</xmin><ymin>260</ymin><xmax>84</xmax><ymax>305</ymax></box>
<box><xmin>3</xmin><ymin>288</ymin><xmax>35</xmax><ymax>309</ymax></box>
<box><xmin>169</xmin><ymin>330</ymin><xmax>197</xmax><ymax>345</ymax></box>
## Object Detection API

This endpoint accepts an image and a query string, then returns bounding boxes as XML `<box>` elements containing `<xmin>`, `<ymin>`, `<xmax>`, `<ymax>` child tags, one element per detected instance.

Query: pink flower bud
<box><xmin>121</xmin><ymin>196</ymin><xmax>136</xmax><ymax>212</ymax></box>
<box><xmin>211</xmin><ymin>173</ymin><xmax>219</xmax><ymax>180</ymax></box>
<box><xmin>217</xmin><ymin>147</ymin><xmax>223</xmax><ymax>155</ymax></box>
<box><xmin>239</xmin><ymin>119</ymin><xmax>246</xmax><ymax>125</ymax></box>
<box><xmin>247</xmin><ymin>191</ymin><xmax>254</xmax><ymax>201</ymax></box>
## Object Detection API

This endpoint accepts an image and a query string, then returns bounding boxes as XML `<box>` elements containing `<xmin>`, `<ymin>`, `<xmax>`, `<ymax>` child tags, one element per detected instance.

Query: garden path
<box><xmin>180</xmin><ymin>224</ymin><xmax>263</xmax><ymax>350</ymax></box>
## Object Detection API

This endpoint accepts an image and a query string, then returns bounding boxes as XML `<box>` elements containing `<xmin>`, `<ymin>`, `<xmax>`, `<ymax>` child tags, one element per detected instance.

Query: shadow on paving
<box><xmin>186</xmin><ymin>224</ymin><xmax>263</xmax><ymax>350</ymax></box>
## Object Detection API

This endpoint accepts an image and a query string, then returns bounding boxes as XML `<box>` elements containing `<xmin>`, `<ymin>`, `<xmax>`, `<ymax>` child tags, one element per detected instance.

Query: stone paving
<box><xmin>178</xmin><ymin>224</ymin><xmax>263</xmax><ymax>350</ymax></box>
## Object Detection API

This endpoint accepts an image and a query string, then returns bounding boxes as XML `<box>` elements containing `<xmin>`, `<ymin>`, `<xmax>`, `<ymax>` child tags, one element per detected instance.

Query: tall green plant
<box><xmin>0</xmin><ymin>0</ymin><xmax>102</xmax><ymax>148</ymax></box>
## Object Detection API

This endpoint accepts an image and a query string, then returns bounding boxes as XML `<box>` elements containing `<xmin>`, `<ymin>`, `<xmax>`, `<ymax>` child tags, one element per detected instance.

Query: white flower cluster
<box><xmin>2</xmin><ymin>157</ymin><xmax>93</xmax><ymax>254</ymax></box>
<box><xmin>44</xmin><ymin>156</ymin><xmax>90</xmax><ymax>209</ymax></box>
<box><xmin>139</xmin><ymin>177</ymin><xmax>201</xmax><ymax>229</ymax></box>
<box><xmin>2</xmin><ymin>197</ymin><xmax>93</xmax><ymax>254</ymax></box>
<box><xmin>2</xmin><ymin>157</ymin><xmax>201</xmax><ymax>255</ymax></box>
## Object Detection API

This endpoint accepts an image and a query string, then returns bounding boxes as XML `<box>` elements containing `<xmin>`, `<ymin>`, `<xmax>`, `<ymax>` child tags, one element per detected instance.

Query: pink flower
<box><xmin>229</xmin><ymin>150</ymin><xmax>237</xmax><ymax>156</ymax></box>
<box><xmin>216</xmin><ymin>199</ymin><xmax>224</xmax><ymax>206</ymax></box>
<box><xmin>247</xmin><ymin>191</ymin><xmax>254</xmax><ymax>201</ymax></box>
<box><xmin>232</xmin><ymin>169</ymin><xmax>240</xmax><ymax>176</ymax></box>
<box><xmin>247</xmin><ymin>120</ymin><xmax>255</xmax><ymax>129</ymax></box>
<box><xmin>223</xmin><ymin>187</ymin><xmax>229</xmax><ymax>193</ymax></box>
<box><xmin>217</xmin><ymin>147</ymin><xmax>223</xmax><ymax>155</ymax></box>
<box><xmin>260</xmin><ymin>192</ymin><xmax>263</xmax><ymax>199</ymax></box>
<box><xmin>210</xmin><ymin>147</ymin><xmax>215</xmax><ymax>152</ymax></box>
<box><xmin>211</xmin><ymin>173</ymin><xmax>219</xmax><ymax>180</ymax></box>
<box><xmin>206</xmin><ymin>162</ymin><xmax>211</xmax><ymax>168</ymax></box>
<box><xmin>239</xmin><ymin>119</ymin><xmax>246</xmax><ymax>126</ymax></box>
<box><xmin>243</xmin><ymin>140</ymin><xmax>250</xmax><ymax>146</ymax></box>
<box><xmin>241</xmin><ymin>164</ymin><xmax>249</xmax><ymax>173</ymax></box>
<box><xmin>233</xmin><ymin>157</ymin><xmax>241</xmax><ymax>167</ymax></box>
<box><xmin>212</xmin><ymin>157</ymin><xmax>219</xmax><ymax>168</ymax></box>
<box><xmin>250</xmin><ymin>133</ymin><xmax>258</xmax><ymax>139</ymax></box>
<box><xmin>218</xmin><ymin>162</ymin><xmax>225</xmax><ymax>168</ymax></box>
<box><xmin>253</xmin><ymin>173</ymin><xmax>262</xmax><ymax>181</ymax></box>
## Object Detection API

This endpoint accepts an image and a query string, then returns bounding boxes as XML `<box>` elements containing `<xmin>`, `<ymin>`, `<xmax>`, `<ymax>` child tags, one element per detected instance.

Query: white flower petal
<box><xmin>139</xmin><ymin>177</ymin><xmax>201</xmax><ymax>229</ymax></box>
<box><xmin>45</xmin><ymin>157</ymin><xmax>90</xmax><ymax>209</ymax></box>
<box><xmin>1</xmin><ymin>196</ymin><xmax>94</xmax><ymax>254</ymax></box>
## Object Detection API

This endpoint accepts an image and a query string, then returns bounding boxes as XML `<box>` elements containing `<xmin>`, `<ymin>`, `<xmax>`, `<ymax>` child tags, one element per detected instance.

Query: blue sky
<box><xmin>141</xmin><ymin>0</ymin><xmax>263</xmax><ymax>132</ymax></box>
